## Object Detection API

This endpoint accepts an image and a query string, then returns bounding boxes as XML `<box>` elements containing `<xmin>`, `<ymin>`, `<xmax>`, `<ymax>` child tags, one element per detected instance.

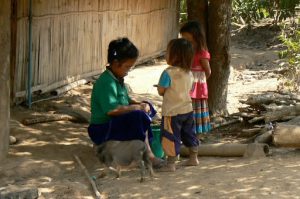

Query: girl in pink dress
<box><xmin>180</xmin><ymin>21</ymin><xmax>212</xmax><ymax>136</ymax></box>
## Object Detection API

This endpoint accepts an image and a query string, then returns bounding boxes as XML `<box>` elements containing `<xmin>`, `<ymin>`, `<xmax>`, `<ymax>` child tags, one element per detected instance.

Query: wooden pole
<box><xmin>27</xmin><ymin>0</ymin><xmax>33</xmax><ymax>108</ymax></box>
<box><xmin>10</xmin><ymin>0</ymin><xmax>17</xmax><ymax>105</ymax></box>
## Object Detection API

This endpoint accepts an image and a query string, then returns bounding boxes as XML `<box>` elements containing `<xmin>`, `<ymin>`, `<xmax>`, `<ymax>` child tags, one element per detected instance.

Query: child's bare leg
<box><xmin>145</xmin><ymin>131</ymin><xmax>165</xmax><ymax>168</ymax></box>
<box><xmin>145</xmin><ymin>131</ymin><xmax>155</xmax><ymax>158</ymax></box>
<box><xmin>157</xmin><ymin>156</ymin><xmax>176</xmax><ymax>172</ymax></box>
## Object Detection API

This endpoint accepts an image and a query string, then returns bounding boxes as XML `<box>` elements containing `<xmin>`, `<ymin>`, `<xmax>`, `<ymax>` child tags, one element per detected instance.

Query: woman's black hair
<box><xmin>107</xmin><ymin>37</ymin><xmax>139</xmax><ymax>64</ymax></box>
<box><xmin>167</xmin><ymin>38</ymin><xmax>194</xmax><ymax>71</ymax></box>
<box><xmin>180</xmin><ymin>20</ymin><xmax>207</xmax><ymax>51</ymax></box>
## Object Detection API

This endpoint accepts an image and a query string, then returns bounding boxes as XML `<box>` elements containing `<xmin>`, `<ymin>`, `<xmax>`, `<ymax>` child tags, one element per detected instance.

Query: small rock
<box><xmin>9</xmin><ymin>136</ymin><xmax>17</xmax><ymax>145</ymax></box>
<box><xmin>0</xmin><ymin>185</ymin><xmax>39</xmax><ymax>199</ymax></box>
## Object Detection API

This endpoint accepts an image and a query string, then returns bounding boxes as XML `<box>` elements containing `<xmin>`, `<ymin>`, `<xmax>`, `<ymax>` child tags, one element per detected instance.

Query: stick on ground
<box><xmin>74</xmin><ymin>155</ymin><xmax>104</xmax><ymax>199</ymax></box>
<box><xmin>22</xmin><ymin>114</ymin><xmax>74</xmax><ymax>125</ymax></box>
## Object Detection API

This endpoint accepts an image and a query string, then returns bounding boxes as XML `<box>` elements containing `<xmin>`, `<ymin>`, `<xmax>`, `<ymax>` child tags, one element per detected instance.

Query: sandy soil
<box><xmin>1</xmin><ymin>24</ymin><xmax>300</xmax><ymax>199</ymax></box>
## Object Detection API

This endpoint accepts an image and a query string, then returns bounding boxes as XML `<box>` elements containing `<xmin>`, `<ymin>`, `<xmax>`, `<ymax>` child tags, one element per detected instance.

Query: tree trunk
<box><xmin>186</xmin><ymin>0</ymin><xmax>232</xmax><ymax>116</ymax></box>
<box><xmin>186</xmin><ymin>0</ymin><xmax>208</xmax><ymax>35</ymax></box>
<box><xmin>0</xmin><ymin>0</ymin><xmax>11</xmax><ymax>161</ymax></box>
<box><xmin>207</xmin><ymin>0</ymin><xmax>232</xmax><ymax>116</ymax></box>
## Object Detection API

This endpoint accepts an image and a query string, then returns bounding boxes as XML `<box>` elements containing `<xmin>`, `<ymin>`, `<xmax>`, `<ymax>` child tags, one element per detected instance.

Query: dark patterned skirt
<box><xmin>192</xmin><ymin>98</ymin><xmax>211</xmax><ymax>134</ymax></box>
<box><xmin>88</xmin><ymin>110</ymin><xmax>153</xmax><ymax>145</ymax></box>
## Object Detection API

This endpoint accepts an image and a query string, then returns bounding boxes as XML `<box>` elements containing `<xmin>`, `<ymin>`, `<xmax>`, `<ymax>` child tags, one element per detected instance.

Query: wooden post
<box><xmin>0</xmin><ymin>0</ymin><xmax>11</xmax><ymax>161</ymax></box>
<box><xmin>10</xmin><ymin>0</ymin><xmax>17</xmax><ymax>105</ymax></box>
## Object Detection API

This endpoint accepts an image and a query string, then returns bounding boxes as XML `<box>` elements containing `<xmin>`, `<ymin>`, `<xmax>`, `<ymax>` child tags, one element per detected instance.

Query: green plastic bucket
<box><xmin>150</xmin><ymin>125</ymin><xmax>164</xmax><ymax>158</ymax></box>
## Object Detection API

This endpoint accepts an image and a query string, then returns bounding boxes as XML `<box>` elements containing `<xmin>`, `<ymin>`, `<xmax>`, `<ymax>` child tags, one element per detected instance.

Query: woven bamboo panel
<box><xmin>14</xmin><ymin>0</ymin><xmax>178</xmax><ymax>98</ymax></box>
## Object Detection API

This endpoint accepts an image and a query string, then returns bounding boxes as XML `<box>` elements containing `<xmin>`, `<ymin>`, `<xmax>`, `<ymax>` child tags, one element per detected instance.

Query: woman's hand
<box><xmin>108</xmin><ymin>104</ymin><xmax>140</xmax><ymax>116</ymax></box>
<box><xmin>108</xmin><ymin>102</ymin><xmax>150</xmax><ymax>116</ymax></box>
<box><xmin>140</xmin><ymin>102</ymin><xmax>150</xmax><ymax>113</ymax></box>
<box><xmin>129</xmin><ymin>103</ymin><xmax>150</xmax><ymax>113</ymax></box>
<box><xmin>130</xmin><ymin>104</ymin><xmax>142</xmax><ymax>111</ymax></box>
<box><xmin>129</xmin><ymin>99</ymin><xmax>151</xmax><ymax>113</ymax></box>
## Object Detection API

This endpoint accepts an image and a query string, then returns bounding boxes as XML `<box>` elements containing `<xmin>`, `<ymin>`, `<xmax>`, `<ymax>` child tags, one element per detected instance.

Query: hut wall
<box><xmin>14</xmin><ymin>0</ymin><xmax>178</xmax><ymax>99</ymax></box>
<box><xmin>0</xmin><ymin>0</ymin><xmax>10</xmax><ymax>161</ymax></box>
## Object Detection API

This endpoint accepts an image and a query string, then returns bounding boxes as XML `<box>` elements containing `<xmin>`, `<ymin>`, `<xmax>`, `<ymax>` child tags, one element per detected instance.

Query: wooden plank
<box><xmin>15</xmin><ymin>70</ymin><xmax>101</xmax><ymax>98</ymax></box>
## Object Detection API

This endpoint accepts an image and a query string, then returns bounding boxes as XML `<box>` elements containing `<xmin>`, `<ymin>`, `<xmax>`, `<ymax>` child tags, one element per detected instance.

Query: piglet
<box><xmin>96</xmin><ymin>140</ymin><xmax>154</xmax><ymax>182</ymax></box>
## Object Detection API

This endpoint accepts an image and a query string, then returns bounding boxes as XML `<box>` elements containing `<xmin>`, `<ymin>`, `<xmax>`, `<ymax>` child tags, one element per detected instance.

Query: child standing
<box><xmin>156</xmin><ymin>38</ymin><xmax>199</xmax><ymax>172</ymax></box>
<box><xmin>180</xmin><ymin>21</ymin><xmax>212</xmax><ymax>136</ymax></box>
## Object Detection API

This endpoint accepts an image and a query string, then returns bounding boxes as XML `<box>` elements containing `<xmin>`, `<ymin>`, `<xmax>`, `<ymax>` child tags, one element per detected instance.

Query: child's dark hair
<box><xmin>167</xmin><ymin>38</ymin><xmax>194</xmax><ymax>71</ymax></box>
<box><xmin>107</xmin><ymin>37</ymin><xmax>139</xmax><ymax>64</ymax></box>
<box><xmin>180</xmin><ymin>21</ymin><xmax>207</xmax><ymax>51</ymax></box>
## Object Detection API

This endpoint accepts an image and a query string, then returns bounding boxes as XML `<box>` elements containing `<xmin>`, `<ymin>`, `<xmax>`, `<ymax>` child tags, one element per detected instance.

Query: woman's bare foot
<box><xmin>150</xmin><ymin>157</ymin><xmax>165</xmax><ymax>169</ymax></box>
<box><xmin>180</xmin><ymin>158</ymin><xmax>199</xmax><ymax>166</ymax></box>
<box><xmin>156</xmin><ymin>163</ymin><xmax>176</xmax><ymax>172</ymax></box>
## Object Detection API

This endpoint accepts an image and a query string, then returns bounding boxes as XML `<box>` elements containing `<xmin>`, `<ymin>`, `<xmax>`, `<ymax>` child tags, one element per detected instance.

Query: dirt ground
<box><xmin>1</xmin><ymin>24</ymin><xmax>300</xmax><ymax>199</ymax></box>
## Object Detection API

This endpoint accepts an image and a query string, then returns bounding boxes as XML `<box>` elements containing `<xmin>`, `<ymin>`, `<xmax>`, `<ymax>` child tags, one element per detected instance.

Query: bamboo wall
<box><xmin>13</xmin><ymin>0</ymin><xmax>178</xmax><ymax>99</ymax></box>
<box><xmin>0</xmin><ymin>0</ymin><xmax>10</xmax><ymax>160</ymax></box>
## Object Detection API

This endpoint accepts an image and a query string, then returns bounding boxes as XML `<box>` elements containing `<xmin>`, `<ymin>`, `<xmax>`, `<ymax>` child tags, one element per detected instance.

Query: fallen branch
<box><xmin>242</xmin><ymin>128</ymin><xmax>261</xmax><ymax>134</ymax></box>
<box><xmin>55</xmin><ymin>106</ymin><xmax>90</xmax><ymax>123</ymax></box>
<box><xmin>241</xmin><ymin>128</ymin><xmax>262</xmax><ymax>137</ymax></box>
<box><xmin>212</xmin><ymin>118</ymin><xmax>242</xmax><ymax>129</ymax></box>
<box><xmin>242</xmin><ymin>92</ymin><xmax>299</xmax><ymax>106</ymax></box>
<box><xmin>74</xmin><ymin>155</ymin><xmax>103</xmax><ymax>199</ymax></box>
<box><xmin>264</xmin><ymin>104</ymin><xmax>300</xmax><ymax>123</ymax></box>
<box><xmin>180</xmin><ymin>143</ymin><xmax>269</xmax><ymax>158</ymax></box>
<box><xmin>248</xmin><ymin>116</ymin><xmax>265</xmax><ymax>124</ymax></box>
<box><xmin>275</xmin><ymin>91</ymin><xmax>300</xmax><ymax>101</ymax></box>
<box><xmin>254</xmin><ymin>130</ymin><xmax>273</xmax><ymax>144</ymax></box>
<box><xmin>22</xmin><ymin>114</ymin><xmax>75</xmax><ymax>125</ymax></box>
<box><xmin>284</xmin><ymin>116</ymin><xmax>300</xmax><ymax>125</ymax></box>
<box><xmin>242</xmin><ymin>112</ymin><xmax>258</xmax><ymax>118</ymax></box>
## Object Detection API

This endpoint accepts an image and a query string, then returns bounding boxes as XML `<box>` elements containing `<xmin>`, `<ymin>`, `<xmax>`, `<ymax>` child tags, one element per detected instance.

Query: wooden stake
<box><xmin>73</xmin><ymin>155</ymin><xmax>104</xmax><ymax>199</ymax></box>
